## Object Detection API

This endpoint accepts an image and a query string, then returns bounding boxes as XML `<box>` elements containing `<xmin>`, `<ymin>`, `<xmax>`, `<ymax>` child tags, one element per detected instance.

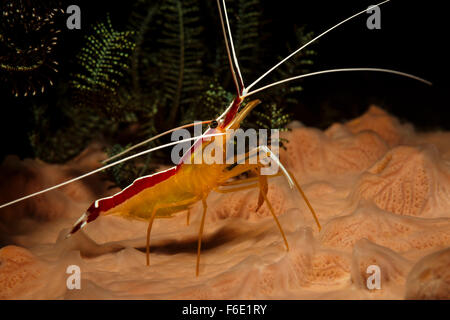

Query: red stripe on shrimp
<box><xmin>68</xmin><ymin>166</ymin><xmax>179</xmax><ymax>236</ymax></box>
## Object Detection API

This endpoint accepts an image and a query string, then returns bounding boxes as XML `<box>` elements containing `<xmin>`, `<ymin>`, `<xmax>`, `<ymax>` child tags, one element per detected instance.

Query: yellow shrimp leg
<box><xmin>196</xmin><ymin>197</ymin><xmax>208</xmax><ymax>277</ymax></box>
<box><xmin>220</xmin><ymin>171</ymin><xmax>283</xmax><ymax>187</ymax></box>
<box><xmin>216</xmin><ymin>171</ymin><xmax>290</xmax><ymax>252</ymax></box>
<box><xmin>146</xmin><ymin>196</ymin><xmax>200</xmax><ymax>266</ymax></box>
<box><xmin>217</xmin><ymin>146</ymin><xmax>320</xmax><ymax>251</ymax></box>
<box><xmin>214</xmin><ymin>183</ymin><xmax>258</xmax><ymax>193</ymax></box>
<box><xmin>256</xmin><ymin>171</ymin><xmax>289</xmax><ymax>251</ymax></box>
<box><xmin>218</xmin><ymin>172</ymin><xmax>284</xmax><ymax>213</ymax></box>
<box><xmin>287</xmin><ymin>170</ymin><xmax>321</xmax><ymax>232</ymax></box>
<box><xmin>225</xmin><ymin>146</ymin><xmax>321</xmax><ymax>232</ymax></box>
<box><xmin>216</xmin><ymin>168</ymin><xmax>320</xmax><ymax>249</ymax></box>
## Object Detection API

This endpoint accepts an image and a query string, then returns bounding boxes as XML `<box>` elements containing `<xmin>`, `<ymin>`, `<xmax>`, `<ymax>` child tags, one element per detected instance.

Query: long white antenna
<box><xmin>102</xmin><ymin>120</ymin><xmax>212</xmax><ymax>164</ymax></box>
<box><xmin>216</xmin><ymin>0</ymin><xmax>241</xmax><ymax>95</ymax></box>
<box><xmin>0</xmin><ymin>133</ymin><xmax>226</xmax><ymax>210</ymax></box>
<box><xmin>243</xmin><ymin>67</ymin><xmax>432</xmax><ymax>98</ymax></box>
<box><xmin>222</xmin><ymin>0</ymin><xmax>244</xmax><ymax>90</ymax></box>
<box><xmin>244</xmin><ymin>0</ymin><xmax>391</xmax><ymax>94</ymax></box>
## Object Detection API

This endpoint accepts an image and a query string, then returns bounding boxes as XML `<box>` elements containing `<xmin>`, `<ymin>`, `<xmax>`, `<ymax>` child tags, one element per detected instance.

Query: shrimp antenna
<box><xmin>0</xmin><ymin>133</ymin><xmax>226</xmax><ymax>210</ymax></box>
<box><xmin>221</xmin><ymin>0</ymin><xmax>244</xmax><ymax>90</ymax></box>
<box><xmin>102</xmin><ymin>120</ymin><xmax>213</xmax><ymax>164</ymax></box>
<box><xmin>244</xmin><ymin>0</ymin><xmax>391</xmax><ymax>95</ymax></box>
<box><xmin>242</xmin><ymin>67</ymin><xmax>432</xmax><ymax>98</ymax></box>
<box><xmin>217</xmin><ymin>0</ymin><xmax>244</xmax><ymax>95</ymax></box>
<box><xmin>114</xmin><ymin>1</ymin><xmax>244</xmax><ymax>164</ymax></box>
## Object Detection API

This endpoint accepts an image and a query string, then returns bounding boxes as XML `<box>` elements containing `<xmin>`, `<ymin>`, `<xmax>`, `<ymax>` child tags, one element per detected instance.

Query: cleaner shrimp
<box><xmin>0</xmin><ymin>0</ymin><xmax>431</xmax><ymax>276</ymax></box>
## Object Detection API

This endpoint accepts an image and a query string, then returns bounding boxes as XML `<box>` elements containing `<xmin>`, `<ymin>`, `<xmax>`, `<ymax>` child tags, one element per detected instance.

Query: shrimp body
<box><xmin>68</xmin><ymin>107</ymin><xmax>247</xmax><ymax>235</ymax></box>
<box><xmin>95</xmin><ymin>161</ymin><xmax>229</xmax><ymax>221</ymax></box>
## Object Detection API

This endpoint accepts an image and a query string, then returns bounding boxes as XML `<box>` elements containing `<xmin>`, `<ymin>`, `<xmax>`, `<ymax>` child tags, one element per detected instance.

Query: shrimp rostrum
<box><xmin>0</xmin><ymin>0</ymin><xmax>431</xmax><ymax>276</ymax></box>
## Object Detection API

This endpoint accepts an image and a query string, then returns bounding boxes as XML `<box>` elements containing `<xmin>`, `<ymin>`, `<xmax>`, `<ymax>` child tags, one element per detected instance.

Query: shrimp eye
<box><xmin>210</xmin><ymin>120</ymin><xmax>218</xmax><ymax>128</ymax></box>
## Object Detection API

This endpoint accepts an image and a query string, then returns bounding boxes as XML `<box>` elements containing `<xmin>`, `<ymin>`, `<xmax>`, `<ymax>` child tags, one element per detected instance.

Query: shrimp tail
<box><xmin>66</xmin><ymin>203</ymin><xmax>100</xmax><ymax>238</ymax></box>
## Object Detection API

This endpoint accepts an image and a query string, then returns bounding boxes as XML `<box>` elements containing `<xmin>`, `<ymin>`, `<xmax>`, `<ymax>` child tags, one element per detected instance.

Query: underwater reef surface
<box><xmin>0</xmin><ymin>106</ymin><xmax>449</xmax><ymax>299</ymax></box>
